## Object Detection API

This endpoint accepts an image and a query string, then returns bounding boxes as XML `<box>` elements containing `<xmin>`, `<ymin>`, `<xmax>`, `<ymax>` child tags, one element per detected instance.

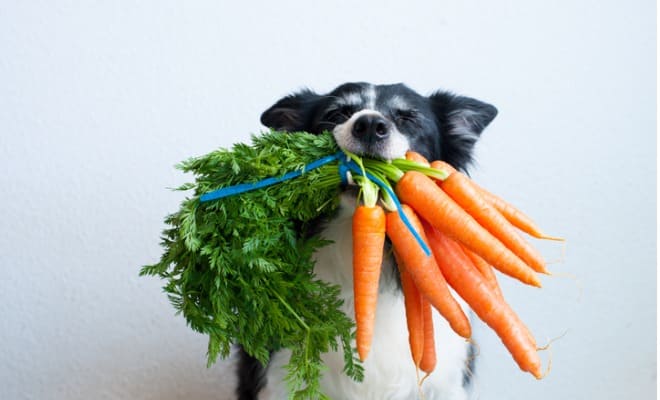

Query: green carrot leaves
<box><xmin>140</xmin><ymin>131</ymin><xmax>360</xmax><ymax>398</ymax></box>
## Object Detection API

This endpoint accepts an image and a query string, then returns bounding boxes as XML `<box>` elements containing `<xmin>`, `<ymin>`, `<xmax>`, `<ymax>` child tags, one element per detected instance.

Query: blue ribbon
<box><xmin>199</xmin><ymin>151</ymin><xmax>430</xmax><ymax>255</ymax></box>
<box><xmin>199</xmin><ymin>152</ymin><xmax>345</xmax><ymax>202</ymax></box>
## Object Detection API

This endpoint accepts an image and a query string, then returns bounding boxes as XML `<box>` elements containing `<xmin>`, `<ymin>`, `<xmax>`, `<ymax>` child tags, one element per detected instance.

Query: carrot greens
<box><xmin>140</xmin><ymin>131</ymin><xmax>362</xmax><ymax>399</ymax></box>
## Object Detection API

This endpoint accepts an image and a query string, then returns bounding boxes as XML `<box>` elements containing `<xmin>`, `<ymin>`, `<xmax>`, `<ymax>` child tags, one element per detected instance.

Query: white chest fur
<box><xmin>260</xmin><ymin>195</ymin><xmax>472</xmax><ymax>400</ymax></box>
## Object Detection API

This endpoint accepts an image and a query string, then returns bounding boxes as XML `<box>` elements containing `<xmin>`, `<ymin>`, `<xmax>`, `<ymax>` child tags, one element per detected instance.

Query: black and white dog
<box><xmin>236</xmin><ymin>82</ymin><xmax>497</xmax><ymax>400</ymax></box>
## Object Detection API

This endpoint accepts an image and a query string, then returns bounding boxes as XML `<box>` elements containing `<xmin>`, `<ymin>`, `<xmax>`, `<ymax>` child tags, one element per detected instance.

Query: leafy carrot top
<box><xmin>140</xmin><ymin>131</ymin><xmax>363</xmax><ymax>399</ymax></box>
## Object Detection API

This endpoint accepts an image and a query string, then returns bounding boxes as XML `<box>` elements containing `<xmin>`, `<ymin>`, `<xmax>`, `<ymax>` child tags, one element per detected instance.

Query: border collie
<box><xmin>236</xmin><ymin>82</ymin><xmax>497</xmax><ymax>400</ymax></box>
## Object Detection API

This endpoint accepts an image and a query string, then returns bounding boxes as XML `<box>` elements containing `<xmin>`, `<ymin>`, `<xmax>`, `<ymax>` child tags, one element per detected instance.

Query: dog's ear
<box><xmin>260</xmin><ymin>89</ymin><xmax>321</xmax><ymax>132</ymax></box>
<box><xmin>429</xmin><ymin>91</ymin><xmax>498</xmax><ymax>170</ymax></box>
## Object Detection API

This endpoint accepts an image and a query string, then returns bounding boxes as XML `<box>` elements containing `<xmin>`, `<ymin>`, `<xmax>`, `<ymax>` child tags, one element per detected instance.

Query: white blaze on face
<box><xmin>342</xmin><ymin>92</ymin><xmax>363</xmax><ymax>107</ymax></box>
<box><xmin>364</xmin><ymin>84</ymin><xmax>377</xmax><ymax>109</ymax></box>
<box><xmin>332</xmin><ymin>109</ymin><xmax>410</xmax><ymax>160</ymax></box>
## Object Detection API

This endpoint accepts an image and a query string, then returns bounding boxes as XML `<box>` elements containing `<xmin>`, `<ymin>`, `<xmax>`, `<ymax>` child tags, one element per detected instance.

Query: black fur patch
<box><xmin>235</xmin><ymin>347</ymin><xmax>268</xmax><ymax>400</ymax></box>
<box><xmin>463</xmin><ymin>341</ymin><xmax>478</xmax><ymax>388</ymax></box>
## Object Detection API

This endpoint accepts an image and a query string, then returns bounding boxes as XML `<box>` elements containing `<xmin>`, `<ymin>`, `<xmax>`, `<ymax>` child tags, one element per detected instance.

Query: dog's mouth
<box><xmin>332</xmin><ymin>110</ymin><xmax>409</xmax><ymax>161</ymax></box>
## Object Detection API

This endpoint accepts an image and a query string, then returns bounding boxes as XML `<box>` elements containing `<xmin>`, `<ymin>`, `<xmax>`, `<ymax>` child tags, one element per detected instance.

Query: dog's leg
<box><xmin>235</xmin><ymin>346</ymin><xmax>268</xmax><ymax>400</ymax></box>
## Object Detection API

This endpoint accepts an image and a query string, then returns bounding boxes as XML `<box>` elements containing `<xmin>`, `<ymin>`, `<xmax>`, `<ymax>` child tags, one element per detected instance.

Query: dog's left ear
<box><xmin>260</xmin><ymin>89</ymin><xmax>321</xmax><ymax>132</ymax></box>
<box><xmin>429</xmin><ymin>91</ymin><xmax>498</xmax><ymax>170</ymax></box>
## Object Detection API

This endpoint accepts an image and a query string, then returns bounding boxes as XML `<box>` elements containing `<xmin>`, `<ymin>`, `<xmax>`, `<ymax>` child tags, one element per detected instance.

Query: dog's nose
<box><xmin>352</xmin><ymin>114</ymin><xmax>391</xmax><ymax>141</ymax></box>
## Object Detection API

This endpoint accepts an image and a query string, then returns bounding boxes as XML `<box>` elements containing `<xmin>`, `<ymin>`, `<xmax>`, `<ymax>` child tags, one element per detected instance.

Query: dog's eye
<box><xmin>325</xmin><ymin>106</ymin><xmax>355</xmax><ymax>123</ymax></box>
<box><xmin>394</xmin><ymin>109</ymin><xmax>417</xmax><ymax>123</ymax></box>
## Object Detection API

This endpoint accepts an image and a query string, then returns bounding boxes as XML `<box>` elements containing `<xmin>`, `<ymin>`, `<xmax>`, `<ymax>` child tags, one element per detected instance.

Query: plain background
<box><xmin>0</xmin><ymin>1</ymin><xmax>656</xmax><ymax>399</ymax></box>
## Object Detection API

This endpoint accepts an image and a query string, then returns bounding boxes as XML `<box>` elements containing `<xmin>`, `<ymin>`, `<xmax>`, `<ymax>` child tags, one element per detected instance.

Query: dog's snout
<box><xmin>352</xmin><ymin>114</ymin><xmax>391</xmax><ymax>141</ymax></box>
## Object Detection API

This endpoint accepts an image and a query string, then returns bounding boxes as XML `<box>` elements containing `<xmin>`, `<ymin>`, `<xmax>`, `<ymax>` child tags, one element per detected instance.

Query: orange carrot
<box><xmin>394</xmin><ymin>250</ymin><xmax>425</xmax><ymax>368</ymax></box>
<box><xmin>430</xmin><ymin>160</ymin><xmax>456</xmax><ymax>174</ymax></box>
<box><xmin>430</xmin><ymin>160</ymin><xmax>561</xmax><ymax>241</ymax></box>
<box><xmin>461</xmin><ymin>244</ymin><xmax>503</xmax><ymax>299</ymax></box>
<box><xmin>474</xmin><ymin>185</ymin><xmax>564</xmax><ymax>241</ymax></box>
<box><xmin>405</xmin><ymin>151</ymin><xmax>430</xmax><ymax>166</ymax></box>
<box><xmin>425</xmin><ymin>226</ymin><xmax>542</xmax><ymax>378</ymax></box>
<box><xmin>439</xmin><ymin>170</ymin><xmax>549</xmax><ymax>274</ymax></box>
<box><xmin>352</xmin><ymin>204</ymin><xmax>386</xmax><ymax>361</ymax></box>
<box><xmin>395</xmin><ymin>171</ymin><xmax>541</xmax><ymax>287</ymax></box>
<box><xmin>462</xmin><ymin>244</ymin><xmax>538</xmax><ymax>349</ymax></box>
<box><xmin>387</xmin><ymin>205</ymin><xmax>472</xmax><ymax>338</ymax></box>
<box><xmin>455</xmin><ymin>236</ymin><xmax>536</xmax><ymax>347</ymax></box>
<box><xmin>396</xmin><ymin>246</ymin><xmax>436</xmax><ymax>374</ymax></box>
<box><xmin>419</xmin><ymin>297</ymin><xmax>436</xmax><ymax>373</ymax></box>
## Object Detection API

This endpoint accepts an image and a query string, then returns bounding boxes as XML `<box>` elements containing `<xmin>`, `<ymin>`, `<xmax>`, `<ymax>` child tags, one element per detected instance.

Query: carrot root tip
<box><xmin>418</xmin><ymin>370</ymin><xmax>433</xmax><ymax>397</ymax></box>
<box><xmin>547</xmin><ymin>271</ymin><xmax>583</xmax><ymax>302</ymax></box>
<box><xmin>534</xmin><ymin>330</ymin><xmax>568</xmax><ymax>379</ymax></box>
<box><xmin>537</xmin><ymin>345</ymin><xmax>554</xmax><ymax>380</ymax></box>
<box><xmin>419</xmin><ymin>371</ymin><xmax>432</xmax><ymax>386</ymax></box>
<box><xmin>545</xmin><ymin>239</ymin><xmax>568</xmax><ymax>265</ymax></box>
<box><xmin>539</xmin><ymin>234</ymin><xmax>566</xmax><ymax>242</ymax></box>
<box><xmin>536</xmin><ymin>330</ymin><xmax>569</xmax><ymax>352</ymax></box>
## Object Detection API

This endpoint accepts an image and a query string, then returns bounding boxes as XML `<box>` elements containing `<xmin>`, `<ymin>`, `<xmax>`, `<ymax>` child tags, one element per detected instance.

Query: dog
<box><xmin>235</xmin><ymin>82</ymin><xmax>497</xmax><ymax>399</ymax></box>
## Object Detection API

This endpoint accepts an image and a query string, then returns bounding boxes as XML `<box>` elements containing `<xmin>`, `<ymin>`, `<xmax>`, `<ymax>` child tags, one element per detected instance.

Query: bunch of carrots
<box><xmin>350</xmin><ymin>151</ymin><xmax>563</xmax><ymax>380</ymax></box>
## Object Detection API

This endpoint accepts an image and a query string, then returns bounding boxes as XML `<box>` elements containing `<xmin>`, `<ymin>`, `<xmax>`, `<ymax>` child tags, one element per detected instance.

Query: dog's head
<box><xmin>261</xmin><ymin>82</ymin><xmax>497</xmax><ymax>171</ymax></box>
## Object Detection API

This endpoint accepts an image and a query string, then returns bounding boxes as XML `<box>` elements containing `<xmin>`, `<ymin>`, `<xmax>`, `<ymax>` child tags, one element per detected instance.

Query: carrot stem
<box><xmin>363</xmin><ymin>159</ymin><xmax>405</xmax><ymax>182</ymax></box>
<box><xmin>356</xmin><ymin>176</ymin><xmax>379</xmax><ymax>208</ymax></box>
<box><xmin>341</xmin><ymin>155</ymin><xmax>431</xmax><ymax>256</ymax></box>
<box><xmin>391</xmin><ymin>159</ymin><xmax>450</xmax><ymax>181</ymax></box>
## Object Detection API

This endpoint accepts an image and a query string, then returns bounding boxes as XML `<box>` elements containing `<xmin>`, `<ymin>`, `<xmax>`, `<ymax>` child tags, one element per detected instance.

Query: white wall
<box><xmin>0</xmin><ymin>1</ymin><xmax>655</xmax><ymax>399</ymax></box>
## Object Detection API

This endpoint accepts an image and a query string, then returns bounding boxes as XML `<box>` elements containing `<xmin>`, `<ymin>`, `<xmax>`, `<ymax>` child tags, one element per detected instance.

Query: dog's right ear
<box><xmin>260</xmin><ymin>89</ymin><xmax>321</xmax><ymax>132</ymax></box>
